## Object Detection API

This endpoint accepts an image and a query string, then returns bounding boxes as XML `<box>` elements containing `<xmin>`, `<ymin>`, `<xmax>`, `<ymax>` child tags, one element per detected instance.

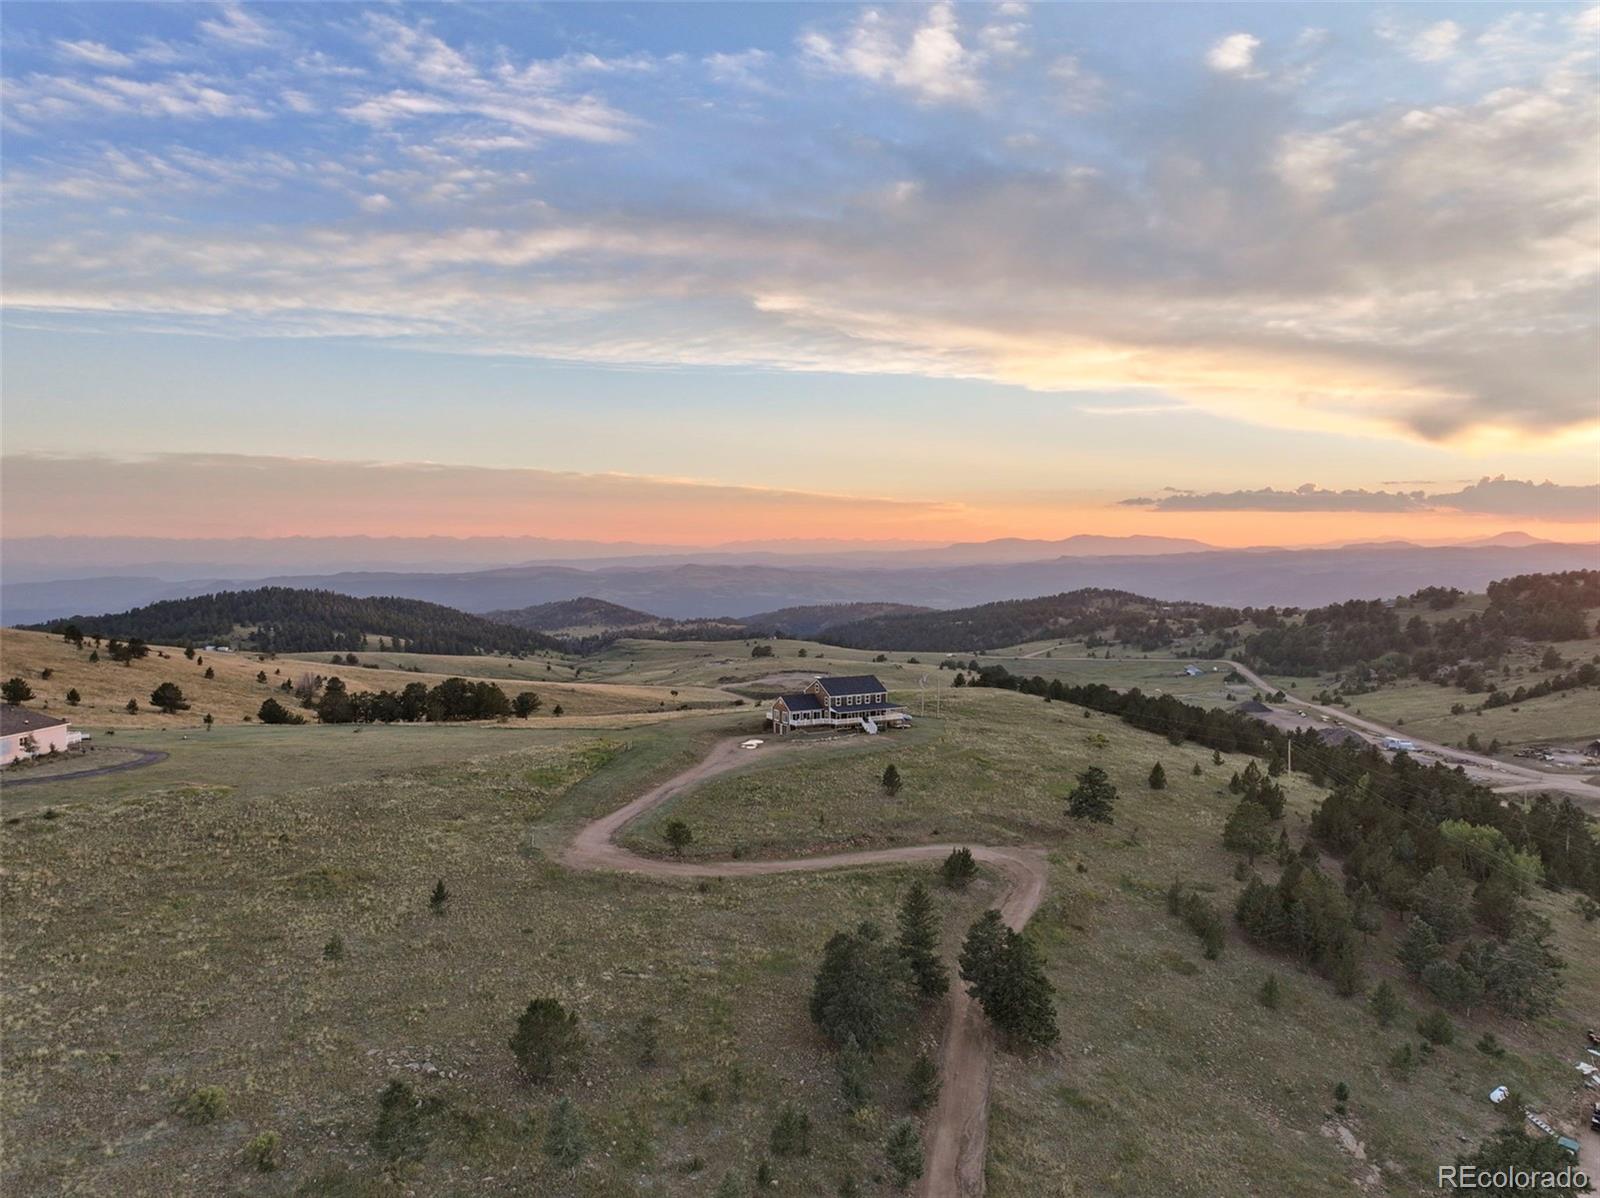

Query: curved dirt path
<box><xmin>2</xmin><ymin>748</ymin><xmax>168</xmax><ymax>788</ymax></box>
<box><xmin>560</xmin><ymin>735</ymin><xmax>1049</xmax><ymax>1198</ymax></box>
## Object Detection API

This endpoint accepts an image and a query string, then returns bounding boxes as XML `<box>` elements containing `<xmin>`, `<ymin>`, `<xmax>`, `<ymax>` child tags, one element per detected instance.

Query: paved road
<box><xmin>996</xmin><ymin>649</ymin><xmax>1597</xmax><ymax>801</ymax></box>
<box><xmin>560</xmin><ymin>734</ymin><xmax>1049</xmax><ymax>1198</ymax></box>
<box><xmin>1219</xmin><ymin>659</ymin><xmax>1600</xmax><ymax>800</ymax></box>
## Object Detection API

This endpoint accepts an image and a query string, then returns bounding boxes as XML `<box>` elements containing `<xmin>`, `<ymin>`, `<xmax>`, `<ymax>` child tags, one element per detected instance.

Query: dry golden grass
<box><xmin>0</xmin><ymin>628</ymin><xmax>739</xmax><ymax>729</ymax></box>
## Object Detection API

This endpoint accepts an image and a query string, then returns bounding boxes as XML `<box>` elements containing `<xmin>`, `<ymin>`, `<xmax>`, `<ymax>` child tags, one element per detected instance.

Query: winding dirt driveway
<box><xmin>560</xmin><ymin>735</ymin><xmax>1049</xmax><ymax>1198</ymax></box>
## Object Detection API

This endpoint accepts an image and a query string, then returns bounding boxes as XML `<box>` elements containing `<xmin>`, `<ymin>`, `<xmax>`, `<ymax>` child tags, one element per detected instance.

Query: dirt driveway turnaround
<box><xmin>560</xmin><ymin>735</ymin><xmax>1049</xmax><ymax>1198</ymax></box>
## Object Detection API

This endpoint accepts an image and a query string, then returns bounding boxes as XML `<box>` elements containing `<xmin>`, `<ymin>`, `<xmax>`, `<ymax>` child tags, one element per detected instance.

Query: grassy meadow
<box><xmin>4</xmin><ymin>639</ymin><xmax>1596</xmax><ymax>1196</ymax></box>
<box><xmin>2</xmin><ymin>715</ymin><xmax>997</xmax><ymax>1196</ymax></box>
<box><xmin>0</xmin><ymin>628</ymin><xmax>740</xmax><ymax>731</ymax></box>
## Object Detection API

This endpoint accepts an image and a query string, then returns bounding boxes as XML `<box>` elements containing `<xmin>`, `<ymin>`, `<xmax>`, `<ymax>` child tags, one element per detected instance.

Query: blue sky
<box><xmin>2</xmin><ymin>2</ymin><xmax>1596</xmax><ymax>542</ymax></box>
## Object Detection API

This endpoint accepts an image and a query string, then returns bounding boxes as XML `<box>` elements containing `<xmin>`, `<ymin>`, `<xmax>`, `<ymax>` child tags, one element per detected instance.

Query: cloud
<box><xmin>341</xmin><ymin>14</ymin><xmax>635</xmax><ymax>142</ymax></box>
<box><xmin>56</xmin><ymin>40</ymin><xmax>134</xmax><ymax>70</ymax></box>
<box><xmin>1205</xmin><ymin>33</ymin><xmax>1261</xmax><ymax>75</ymax></box>
<box><xmin>1122</xmin><ymin>478</ymin><xmax>1599</xmax><ymax>520</ymax></box>
<box><xmin>1426</xmin><ymin>477</ymin><xmax>1600</xmax><ymax>521</ymax></box>
<box><xmin>704</xmin><ymin>49</ymin><xmax>773</xmax><ymax>91</ymax></box>
<box><xmin>800</xmin><ymin>3</ymin><xmax>990</xmax><ymax>105</ymax></box>
<box><xmin>3</xmin><ymin>72</ymin><xmax>268</xmax><ymax>124</ymax></box>
<box><xmin>1410</xmin><ymin>20</ymin><xmax>1462</xmax><ymax>62</ymax></box>
<box><xmin>3</xmin><ymin>4</ymin><xmax>1596</xmax><ymax>452</ymax></box>
<box><xmin>1122</xmin><ymin>484</ymin><xmax>1426</xmax><ymax>514</ymax></box>
<box><xmin>0</xmin><ymin>452</ymin><xmax>961</xmax><ymax>539</ymax></box>
<box><xmin>197</xmin><ymin>3</ymin><xmax>278</xmax><ymax>49</ymax></box>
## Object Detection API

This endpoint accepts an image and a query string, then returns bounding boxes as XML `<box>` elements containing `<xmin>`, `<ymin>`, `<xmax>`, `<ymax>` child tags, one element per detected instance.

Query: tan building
<box><xmin>1</xmin><ymin>706</ymin><xmax>72</xmax><ymax>765</ymax></box>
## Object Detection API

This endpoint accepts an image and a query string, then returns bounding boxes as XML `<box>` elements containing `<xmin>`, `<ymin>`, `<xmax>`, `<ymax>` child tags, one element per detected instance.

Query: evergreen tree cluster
<box><xmin>1235</xmin><ymin>860</ymin><xmax>1365</xmax><ymax>996</ymax></box>
<box><xmin>957</xmin><ymin>910</ymin><xmax>1059</xmax><ymax>1047</ymax></box>
<box><xmin>309</xmin><ymin>676</ymin><xmax>514</xmax><ymax>723</ymax></box>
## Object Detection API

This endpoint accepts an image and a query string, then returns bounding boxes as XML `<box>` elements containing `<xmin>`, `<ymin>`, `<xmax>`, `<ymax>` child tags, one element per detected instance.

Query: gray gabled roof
<box><xmin>814</xmin><ymin>675</ymin><xmax>888</xmax><ymax>696</ymax></box>
<box><xmin>777</xmin><ymin>693</ymin><xmax>824</xmax><ymax>712</ymax></box>
<box><xmin>0</xmin><ymin>705</ymin><xmax>68</xmax><ymax>736</ymax></box>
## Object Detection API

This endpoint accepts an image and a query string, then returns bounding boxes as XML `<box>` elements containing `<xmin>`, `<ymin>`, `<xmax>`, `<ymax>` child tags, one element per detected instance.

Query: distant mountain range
<box><xmin>4</xmin><ymin>540</ymin><xmax>1594</xmax><ymax>626</ymax></box>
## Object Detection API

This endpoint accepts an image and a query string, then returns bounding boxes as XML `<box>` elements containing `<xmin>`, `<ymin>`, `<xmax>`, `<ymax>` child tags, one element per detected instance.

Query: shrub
<box><xmin>543</xmin><ymin>1097</ymin><xmax>587</xmax><ymax>1168</ymax></box>
<box><xmin>178</xmin><ymin>1085</ymin><xmax>229</xmax><ymax>1125</ymax></box>
<box><xmin>1368</xmin><ymin>980</ymin><xmax>1400</xmax><ymax>1028</ymax></box>
<box><xmin>371</xmin><ymin>1079</ymin><xmax>430</xmax><ymax>1160</ymax></box>
<box><xmin>256</xmin><ymin>698</ymin><xmax>305</xmax><ymax>725</ymax></box>
<box><xmin>629</xmin><ymin>1013</ymin><xmax>661</xmax><ymax>1068</ymax></box>
<box><xmin>769</xmin><ymin>1102</ymin><xmax>812</xmax><ymax>1157</ymax></box>
<box><xmin>242</xmin><ymin>1131</ymin><xmax>280</xmax><ymax>1172</ymax></box>
<box><xmin>1148</xmin><ymin>762</ymin><xmax>1167</xmax><ymax>790</ymax></box>
<box><xmin>663</xmin><ymin>819</ymin><xmax>694</xmax><ymax>857</ymax></box>
<box><xmin>881</xmin><ymin>763</ymin><xmax>903</xmax><ymax>796</ymax></box>
<box><xmin>884</xmin><ymin>1119</ymin><xmax>924</xmax><ymax>1189</ymax></box>
<box><xmin>1257</xmin><ymin>974</ymin><xmax>1282</xmax><ymax>1010</ymax></box>
<box><xmin>905</xmin><ymin>1053</ymin><xmax>940</xmax><ymax>1113</ymax></box>
<box><xmin>1417</xmin><ymin>1010</ymin><xmax>1455</xmax><ymax>1046</ymax></box>
<box><xmin>65</xmin><ymin>688</ymin><xmax>81</xmax><ymax>706</ymax></box>
<box><xmin>510</xmin><ymin>998</ymin><xmax>585</xmax><ymax>1083</ymax></box>
<box><xmin>1476</xmin><ymin>1032</ymin><xmax>1505</xmax><ymax>1058</ymax></box>
<box><xmin>430</xmin><ymin>879</ymin><xmax>449</xmax><ymax>915</ymax></box>
<box><xmin>1333</xmin><ymin>1082</ymin><xmax>1349</xmax><ymax>1117</ymax></box>
<box><xmin>323</xmin><ymin>933</ymin><xmax>345</xmax><ymax>961</ymax></box>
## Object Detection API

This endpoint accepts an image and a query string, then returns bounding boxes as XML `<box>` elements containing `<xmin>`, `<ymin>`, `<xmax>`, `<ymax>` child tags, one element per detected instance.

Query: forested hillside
<box><xmin>1242</xmin><ymin>571</ymin><xmax>1600</xmax><ymax>678</ymax></box>
<box><xmin>488</xmin><ymin>597</ymin><xmax>664</xmax><ymax>632</ymax></box>
<box><xmin>29</xmin><ymin>588</ymin><xmax>560</xmax><ymax>656</ymax></box>
<box><xmin>821</xmin><ymin>588</ymin><xmax>1239</xmax><ymax>651</ymax></box>
<box><xmin>738</xmin><ymin>601</ymin><xmax>930</xmax><ymax>638</ymax></box>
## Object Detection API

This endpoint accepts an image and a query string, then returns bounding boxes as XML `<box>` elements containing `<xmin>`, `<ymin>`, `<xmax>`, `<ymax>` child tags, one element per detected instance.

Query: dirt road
<box><xmin>560</xmin><ymin>735</ymin><xmax>1049</xmax><ymax>1198</ymax></box>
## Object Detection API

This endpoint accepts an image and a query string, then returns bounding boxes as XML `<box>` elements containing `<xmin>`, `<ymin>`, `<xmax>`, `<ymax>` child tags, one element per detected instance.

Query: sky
<box><xmin>2</xmin><ymin>1</ymin><xmax>1597</xmax><ymax>547</ymax></box>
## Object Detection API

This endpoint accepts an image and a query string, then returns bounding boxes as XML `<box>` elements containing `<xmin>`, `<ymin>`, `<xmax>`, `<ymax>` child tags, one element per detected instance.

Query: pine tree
<box><xmin>1212</xmin><ymin>748</ymin><xmax>1224</xmax><ymax>766</ymax></box>
<box><xmin>940</xmin><ymin>847</ymin><xmax>978</xmax><ymax>890</ymax></box>
<box><xmin>430</xmin><ymin>879</ymin><xmax>449</xmax><ymax>915</ymax></box>
<box><xmin>1148</xmin><ymin>762</ymin><xmax>1167</xmax><ymax>790</ymax></box>
<box><xmin>958</xmin><ymin>910</ymin><xmax>1007</xmax><ymax>1006</ymax></box>
<box><xmin>1065</xmin><ymin>766</ymin><xmax>1117</xmax><ymax>823</ymax></box>
<box><xmin>65</xmin><ymin>688</ymin><xmax>81</xmax><ymax>706</ymax></box>
<box><xmin>1368</xmin><ymin>980</ymin><xmax>1400</xmax><ymax>1027</ymax></box>
<box><xmin>1223</xmin><ymin>799</ymin><xmax>1273</xmax><ymax>863</ymax></box>
<box><xmin>896</xmin><ymin>882</ymin><xmax>948</xmax><ymax>1001</ymax></box>
<box><xmin>2</xmin><ymin>677</ymin><xmax>34</xmax><ymax>704</ymax></box>
<box><xmin>543</xmin><ymin>1097</ymin><xmax>587</xmax><ymax>1167</ymax></box>
<box><xmin>881</xmin><ymin>764</ymin><xmax>903</xmax><ymax>796</ymax></box>
<box><xmin>884</xmin><ymin>1119</ymin><xmax>924</xmax><ymax>1189</ymax></box>
<box><xmin>1396</xmin><ymin>915</ymin><xmax>1441</xmax><ymax>979</ymax></box>
<box><xmin>984</xmin><ymin>930</ymin><xmax>1059</xmax><ymax>1047</ymax></box>
<box><xmin>510</xmin><ymin>998</ymin><xmax>584</xmax><ymax>1083</ymax></box>
<box><xmin>810</xmin><ymin>922</ymin><xmax>913</xmax><ymax>1052</ymax></box>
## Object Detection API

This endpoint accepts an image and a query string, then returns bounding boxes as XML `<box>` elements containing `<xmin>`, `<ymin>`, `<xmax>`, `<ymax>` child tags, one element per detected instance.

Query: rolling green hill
<box><xmin>27</xmin><ymin>587</ymin><xmax>561</xmax><ymax>656</ymax></box>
